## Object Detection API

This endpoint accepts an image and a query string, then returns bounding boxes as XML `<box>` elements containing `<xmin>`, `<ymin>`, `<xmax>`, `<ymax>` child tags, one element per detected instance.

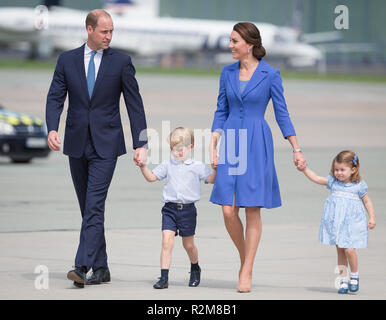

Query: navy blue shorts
<box><xmin>161</xmin><ymin>202</ymin><xmax>197</xmax><ymax>237</ymax></box>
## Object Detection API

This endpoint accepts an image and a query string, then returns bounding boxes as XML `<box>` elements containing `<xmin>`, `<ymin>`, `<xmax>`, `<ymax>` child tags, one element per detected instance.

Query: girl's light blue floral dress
<box><xmin>319</xmin><ymin>175</ymin><xmax>368</xmax><ymax>248</ymax></box>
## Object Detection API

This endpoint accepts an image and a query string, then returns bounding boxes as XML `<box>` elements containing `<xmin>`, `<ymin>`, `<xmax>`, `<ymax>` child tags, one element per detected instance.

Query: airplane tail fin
<box><xmin>103</xmin><ymin>0</ymin><xmax>159</xmax><ymax>17</ymax></box>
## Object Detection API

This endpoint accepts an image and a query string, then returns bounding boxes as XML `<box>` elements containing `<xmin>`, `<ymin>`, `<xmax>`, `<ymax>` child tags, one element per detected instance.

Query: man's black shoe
<box><xmin>189</xmin><ymin>266</ymin><xmax>201</xmax><ymax>287</ymax></box>
<box><xmin>86</xmin><ymin>267</ymin><xmax>111</xmax><ymax>285</ymax></box>
<box><xmin>153</xmin><ymin>277</ymin><xmax>168</xmax><ymax>289</ymax></box>
<box><xmin>73</xmin><ymin>281</ymin><xmax>84</xmax><ymax>288</ymax></box>
<box><xmin>67</xmin><ymin>267</ymin><xmax>87</xmax><ymax>287</ymax></box>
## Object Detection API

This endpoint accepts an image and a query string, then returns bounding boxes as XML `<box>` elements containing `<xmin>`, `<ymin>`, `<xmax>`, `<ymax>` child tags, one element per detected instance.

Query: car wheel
<box><xmin>10</xmin><ymin>156</ymin><xmax>33</xmax><ymax>163</ymax></box>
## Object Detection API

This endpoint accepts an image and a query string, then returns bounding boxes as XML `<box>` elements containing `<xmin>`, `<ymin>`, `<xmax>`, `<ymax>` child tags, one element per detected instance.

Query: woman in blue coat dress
<box><xmin>209</xmin><ymin>22</ymin><xmax>306</xmax><ymax>292</ymax></box>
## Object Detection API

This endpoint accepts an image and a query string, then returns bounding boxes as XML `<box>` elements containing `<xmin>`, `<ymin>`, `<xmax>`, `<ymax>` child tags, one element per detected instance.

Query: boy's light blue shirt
<box><xmin>152</xmin><ymin>157</ymin><xmax>211</xmax><ymax>204</ymax></box>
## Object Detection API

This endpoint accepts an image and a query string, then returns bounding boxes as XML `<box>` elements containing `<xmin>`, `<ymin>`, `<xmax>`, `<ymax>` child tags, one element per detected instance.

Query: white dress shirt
<box><xmin>152</xmin><ymin>157</ymin><xmax>211</xmax><ymax>204</ymax></box>
<box><xmin>84</xmin><ymin>43</ymin><xmax>103</xmax><ymax>80</ymax></box>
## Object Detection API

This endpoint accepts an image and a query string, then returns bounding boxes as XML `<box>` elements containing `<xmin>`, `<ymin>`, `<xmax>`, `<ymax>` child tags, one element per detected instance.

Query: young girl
<box><xmin>298</xmin><ymin>150</ymin><xmax>376</xmax><ymax>294</ymax></box>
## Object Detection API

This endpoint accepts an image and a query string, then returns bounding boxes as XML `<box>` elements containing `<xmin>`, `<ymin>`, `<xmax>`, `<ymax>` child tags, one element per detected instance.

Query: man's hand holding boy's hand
<box><xmin>134</xmin><ymin>147</ymin><xmax>147</xmax><ymax>167</ymax></box>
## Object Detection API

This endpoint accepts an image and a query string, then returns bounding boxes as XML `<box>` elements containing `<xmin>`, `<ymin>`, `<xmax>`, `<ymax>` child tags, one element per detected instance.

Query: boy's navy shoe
<box><xmin>86</xmin><ymin>267</ymin><xmax>111</xmax><ymax>285</ymax></box>
<box><xmin>67</xmin><ymin>266</ymin><xmax>87</xmax><ymax>288</ymax></box>
<box><xmin>153</xmin><ymin>277</ymin><xmax>168</xmax><ymax>289</ymax></box>
<box><xmin>189</xmin><ymin>266</ymin><xmax>201</xmax><ymax>287</ymax></box>
<box><xmin>349</xmin><ymin>277</ymin><xmax>359</xmax><ymax>292</ymax></box>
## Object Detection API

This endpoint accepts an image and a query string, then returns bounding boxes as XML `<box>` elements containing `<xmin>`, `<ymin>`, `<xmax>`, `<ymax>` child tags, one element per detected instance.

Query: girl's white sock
<box><xmin>350</xmin><ymin>271</ymin><xmax>359</xmax><ymax>278</ymax></box>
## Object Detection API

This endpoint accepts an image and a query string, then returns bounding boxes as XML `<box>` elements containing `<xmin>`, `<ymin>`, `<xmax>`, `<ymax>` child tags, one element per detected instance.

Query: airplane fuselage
<box><xmin>0</xmin><ymin>6</ymin><xmax>323</xmax><ymax>67</ymax></box>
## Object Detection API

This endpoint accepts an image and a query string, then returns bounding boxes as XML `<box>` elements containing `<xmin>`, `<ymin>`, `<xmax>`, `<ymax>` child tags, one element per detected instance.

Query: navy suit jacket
<box><xmin>46</xmin><ymin>44</ymin><xmax>147</xmax><ymax>159</ymax></box>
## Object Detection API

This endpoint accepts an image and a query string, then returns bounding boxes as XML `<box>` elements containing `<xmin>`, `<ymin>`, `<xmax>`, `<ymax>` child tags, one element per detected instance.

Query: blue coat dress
<box><xmin>210</xmin><ymin>59</ymin><xmax>296</xmax><ymax>208</ymax></box>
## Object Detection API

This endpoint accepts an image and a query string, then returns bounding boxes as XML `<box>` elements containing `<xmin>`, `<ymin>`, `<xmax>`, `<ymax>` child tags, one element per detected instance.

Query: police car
<box><xmin>0</xmin><ymin>105</ymin><xmax>50</xmax><ymax>163</ymax></box>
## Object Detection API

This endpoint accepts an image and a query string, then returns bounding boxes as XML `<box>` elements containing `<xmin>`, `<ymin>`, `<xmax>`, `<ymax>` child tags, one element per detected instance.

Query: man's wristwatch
<box><xmin>293</xmin><ymin>148</ymin><xmax>302</xmax><ymax>153</ymax></box>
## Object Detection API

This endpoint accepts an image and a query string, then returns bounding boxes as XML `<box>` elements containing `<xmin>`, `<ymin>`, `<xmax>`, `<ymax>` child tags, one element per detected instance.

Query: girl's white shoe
<box><xmin>349</xmin><ymin>277</ymin><xmax>359</xmax><ymax>292</ymax></box>
<box><xmin>338</xmin><ymin>280</ymin><xmax>349</xmax><ymax>294</ymax></box>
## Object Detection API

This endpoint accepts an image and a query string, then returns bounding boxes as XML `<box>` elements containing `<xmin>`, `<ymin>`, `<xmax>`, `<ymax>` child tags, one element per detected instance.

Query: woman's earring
<box><xmin>247</xmin><ymin>47</ymin><xmax>250</xmax><ymax>53</ymax></box>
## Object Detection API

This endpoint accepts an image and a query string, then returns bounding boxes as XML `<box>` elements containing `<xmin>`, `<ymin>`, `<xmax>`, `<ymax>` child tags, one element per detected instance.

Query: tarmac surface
<box><xmin>0</xmin><ymin>69</ymin><xmax>385</xmax><ymax>300</ymax></box>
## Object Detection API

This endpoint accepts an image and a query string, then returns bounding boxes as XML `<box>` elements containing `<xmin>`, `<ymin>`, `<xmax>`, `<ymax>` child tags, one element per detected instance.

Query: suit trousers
<box><xmin>69</xmin><ymin>130</ymin><xmax>117</xmax><ymax>272</ymax></box>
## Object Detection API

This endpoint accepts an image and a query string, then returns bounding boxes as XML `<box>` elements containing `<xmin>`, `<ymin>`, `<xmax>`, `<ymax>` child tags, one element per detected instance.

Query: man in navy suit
<box><xmin>45</xmin><ymin>9</ymin><xmax>147</xmax><ymax>288</ymax></box>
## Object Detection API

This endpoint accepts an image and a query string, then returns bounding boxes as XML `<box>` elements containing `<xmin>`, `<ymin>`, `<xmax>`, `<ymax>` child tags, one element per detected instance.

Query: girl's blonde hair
<box><xmin>168</xmin><ymin>127</ymin><xmax>194</xmax><ymax>149</ymax></box>
<box><xmin>330</xmin><ymin>150</ymin><xmax>361</xmax><ymax>183</ymax></box>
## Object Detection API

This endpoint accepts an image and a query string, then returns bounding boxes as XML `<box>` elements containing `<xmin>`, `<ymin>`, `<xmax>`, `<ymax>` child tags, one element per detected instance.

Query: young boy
<box><xmin>139</xmin><ymin>127</ymin><xmax>216</xmax><ymax>289</ymax></box>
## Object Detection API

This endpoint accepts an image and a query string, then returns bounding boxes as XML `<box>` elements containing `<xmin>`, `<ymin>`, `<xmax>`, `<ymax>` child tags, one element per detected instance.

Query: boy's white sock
<box><xmin>350</xmin><ymin>271</ymin><xmax>359</xmax><ymax>278</ymax></box>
